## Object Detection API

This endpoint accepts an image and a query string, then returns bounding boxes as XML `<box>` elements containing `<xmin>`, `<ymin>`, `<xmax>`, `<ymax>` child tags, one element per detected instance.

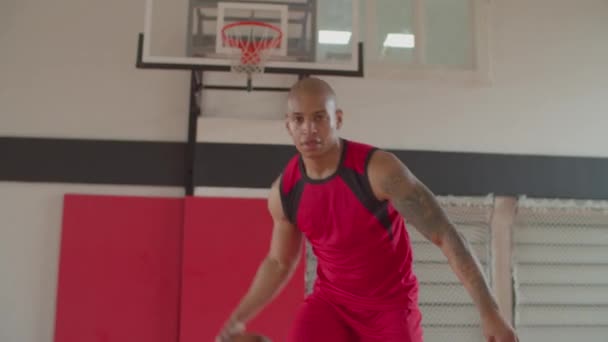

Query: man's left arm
<box><xmin>368</xmin><ymin>150</ymin><xmax>518</xmax><ymax>342</ymax></box>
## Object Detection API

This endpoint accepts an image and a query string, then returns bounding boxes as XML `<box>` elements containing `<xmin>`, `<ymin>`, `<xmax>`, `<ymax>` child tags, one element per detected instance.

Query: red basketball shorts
<box><xmin>287</xmin><ymin>293</ymin><xmax>423</xmax><ymax>342</ymax></box>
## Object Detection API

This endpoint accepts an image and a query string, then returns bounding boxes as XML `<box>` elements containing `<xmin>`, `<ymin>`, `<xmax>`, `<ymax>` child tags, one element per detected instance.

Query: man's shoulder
<box><xmin>342</xmin><ymin>138</ymin><xmax>392</xmax><ymax>172</ymax></box>
<box><xmin>367</xmin><ymin>149</ymin><xmax>402</xmax><ymax>170</ymax></box>
<box><xmin>277</xmin><ymin>153</ymin><xmax>303</xmax><ymax>194</ymax></box>
<box><xmin>344</xmin><ymin>138</ymin><xmax>378</xmax><ymax>151</ymax></box>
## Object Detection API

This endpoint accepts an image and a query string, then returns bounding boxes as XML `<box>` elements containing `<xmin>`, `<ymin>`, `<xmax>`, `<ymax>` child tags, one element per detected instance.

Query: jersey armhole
<box><xmin>364</xmin><ymin>147</ymin><xmax>384</xmax><ymax>203</ymax></box>
<box><xmin>278</xmin><ymin>174</ymin><xmax>291</xmax><ymax>223</ymax></box>
<box><xmin>280</xmin><ymin>173</ymin><xmax>303</xmax><ymax>226</ymax></box>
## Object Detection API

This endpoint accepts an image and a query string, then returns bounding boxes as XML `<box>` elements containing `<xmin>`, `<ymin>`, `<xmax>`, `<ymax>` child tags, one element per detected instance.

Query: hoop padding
<box><xmin>221</xmin><ymin>21</ymin><xmax>283</xmax><ymax>75</ymax></box>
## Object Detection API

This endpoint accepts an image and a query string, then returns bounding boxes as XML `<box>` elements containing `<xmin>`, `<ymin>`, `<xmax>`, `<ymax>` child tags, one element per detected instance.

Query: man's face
<box><xmin>285</xmin><ymin>92</ymin><xmax>343</xmax><ymax>158</ymax></box>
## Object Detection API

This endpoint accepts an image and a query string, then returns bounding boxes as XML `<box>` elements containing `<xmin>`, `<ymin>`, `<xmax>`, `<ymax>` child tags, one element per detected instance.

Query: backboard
<box><xmin>138</xmin><ymin>0</ymin><xmax>362</xmax><ymax>76</ymax></box>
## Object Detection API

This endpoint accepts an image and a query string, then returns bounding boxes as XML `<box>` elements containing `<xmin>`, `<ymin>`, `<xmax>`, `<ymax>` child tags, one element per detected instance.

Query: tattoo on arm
<box><xmin>383</xmin><ymin>174</ymin><xmax>451</xmax><ymax>245</ymax></box>
<box><xmin>383</xmin><ymin>172</ymin><xmax>499</xmax><ymax>315</ymax></box>
<box><xmin>443</xmin><ymin>228</ymin><xmax>499</xmax><ymax>314</ymax></box>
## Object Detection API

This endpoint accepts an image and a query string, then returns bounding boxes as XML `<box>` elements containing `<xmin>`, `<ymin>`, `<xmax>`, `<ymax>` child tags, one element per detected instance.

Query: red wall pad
<box><xmin>54</xmin><ymin>194</ymin><xmax>183</xmax><ymax>342</ymax></box>
<box><xmin>180</xmin><ymin>197</ymin><xmax>305</xmax><ymax>342</ymax></box>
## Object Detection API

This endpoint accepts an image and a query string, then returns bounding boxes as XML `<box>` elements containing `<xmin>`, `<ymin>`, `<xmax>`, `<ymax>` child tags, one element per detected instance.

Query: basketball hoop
<box><xmin>221</xmin><ymin>21</ymin><xmax>283</xmax><ymax>91</ymax></box>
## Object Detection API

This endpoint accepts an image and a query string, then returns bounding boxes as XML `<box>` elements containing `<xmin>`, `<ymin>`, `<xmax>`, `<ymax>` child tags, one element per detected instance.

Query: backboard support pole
<box><xmin>246</xmin><ymin>77</ymin><xmax>253</xmax><ymax>92</ymax></box>
<box><xmin>185</xmin><ymin>69</ymin><xmax>202</xmax><ymax>196</ymax></box>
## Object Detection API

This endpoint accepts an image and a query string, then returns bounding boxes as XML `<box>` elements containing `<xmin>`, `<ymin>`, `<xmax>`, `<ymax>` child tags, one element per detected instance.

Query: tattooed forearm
<box><xmin>383</xmin><ymin>174</ymin><xmax>499</xmax><ymax>316</ymax></box>
<box><xmin>442</xmin><ymin>229</ymin><xmax>500</xmax><ymax>315</ymax></box>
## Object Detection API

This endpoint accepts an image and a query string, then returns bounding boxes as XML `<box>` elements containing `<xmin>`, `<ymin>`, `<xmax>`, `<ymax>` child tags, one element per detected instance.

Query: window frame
<box><xmin>362</xmin><ymin>0</ymin><xmax>492</xmax><ymax>84</ymax></box>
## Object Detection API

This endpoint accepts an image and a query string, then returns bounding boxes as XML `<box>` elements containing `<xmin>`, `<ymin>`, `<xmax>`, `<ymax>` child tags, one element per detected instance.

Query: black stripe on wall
<box><xmin>195</xmin><ymin>143</ymin><xmax>608</xmax><ymax>200</ymax></box>
<box><xmin>390</xmin><ymin>150</ymin><xmax>608</xmax><ymax>199</ymax></box>
<box><xmin>1</xmin><ymin>137</ymin><xmax>186</xmax><ymax>186</ymax></box>
<box><xmin>194</xmin><ymin>143</ymin><xmax>297</xmax><ymax>188</ymax></box>
<box><xmin>3</xmin><ymin>137</ymin><xmax>608</xmax><ymax>200</ymax></box>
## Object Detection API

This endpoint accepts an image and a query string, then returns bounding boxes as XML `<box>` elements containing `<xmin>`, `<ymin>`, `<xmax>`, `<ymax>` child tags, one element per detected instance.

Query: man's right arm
<box><xmin>217</xmin><ymin>177</ymin><xmax>303</xmax><ymax>340</ymax></box>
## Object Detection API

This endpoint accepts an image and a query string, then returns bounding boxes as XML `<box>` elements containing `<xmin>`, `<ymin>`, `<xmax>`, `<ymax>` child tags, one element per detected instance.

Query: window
<box><xmin>362</xmin><ymin>0</ymin><xmax>491</xmax><ymax>82</ymax></box>
<box><xmin>368</xmin><ymin>0</ymin><xmax>416</xmax><ymax>64</ymax></box>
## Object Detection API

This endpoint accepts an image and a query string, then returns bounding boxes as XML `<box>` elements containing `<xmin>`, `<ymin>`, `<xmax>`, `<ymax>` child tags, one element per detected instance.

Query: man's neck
<box><xmin>301</xmin><ymin>139</ymin><xmax>343</xmax><ymax>180</ymax></box>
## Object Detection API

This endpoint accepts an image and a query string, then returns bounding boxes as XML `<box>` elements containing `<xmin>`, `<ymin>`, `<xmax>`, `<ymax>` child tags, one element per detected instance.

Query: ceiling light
<box><xmin>383</xmin><ymin>33</ymin><xmax>415</xmax><ymax>48</ymax></box>
<box><xmin>318</xmin><ymin>30</ymin><xmax>352</xmax><ymax>45</ymax></box>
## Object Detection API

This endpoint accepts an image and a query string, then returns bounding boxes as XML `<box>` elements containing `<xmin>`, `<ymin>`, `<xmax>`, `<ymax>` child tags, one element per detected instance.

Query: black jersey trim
<box><xmin>279</xmin><ymin>174</ymin><xmax>306</xmax><ymax>225</ymax></box>
<box><xmin>298</xmin><ymin>138</ymin><xmax>348</xmax><ymax>184</ymax></box>
<box><xmin>339</xmin><ymin>148</ymin><xmax>393</xmax><ymax>239</ymax></box>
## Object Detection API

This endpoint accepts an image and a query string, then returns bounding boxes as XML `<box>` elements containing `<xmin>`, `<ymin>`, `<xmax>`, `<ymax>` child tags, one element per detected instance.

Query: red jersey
<box><xmin>280</xmin><ymin>139</ymin><xmax>420</xmax><ymax>311</ymax></box>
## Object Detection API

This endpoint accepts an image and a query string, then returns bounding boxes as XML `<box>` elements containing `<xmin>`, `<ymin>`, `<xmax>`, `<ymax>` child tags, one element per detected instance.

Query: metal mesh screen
<box><xmin>412</xmin><ymin>195</ymin><xmax>494</xmax><ymax>341</ymax></box>
<box><xmin>513</xmin><ymin>197</ymin><xmax>608</xmax><ymax>342</ymax></box>
<box><xmin>305</xmin><ymin>195</ymin><xmax>494</xmax><ymax>341</ymax></box>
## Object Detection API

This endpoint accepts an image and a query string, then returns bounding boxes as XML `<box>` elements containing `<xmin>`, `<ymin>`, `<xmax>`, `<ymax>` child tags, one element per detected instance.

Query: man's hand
<box><xmin>215</xmin><ymin>317</ymin><xmax>245</xmax><ymax>342</ymax></box>
<box><xmin>482</xmin><ymin>311</ymin><xmax>518</xmax><ymax>342</ymax></box>
<box><xmin>215</xmin><ymin>177</ymin><xmax>301</xmax><ymax>341</ymax></box>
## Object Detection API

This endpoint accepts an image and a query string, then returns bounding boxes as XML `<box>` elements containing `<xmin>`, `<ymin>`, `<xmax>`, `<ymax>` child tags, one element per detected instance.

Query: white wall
<box><xmin>0</xmin><ymin>1</ymin><xmax>189</xmax><ymax>341</ymax></box>
<box><xmin>198</xmin><ymin>0</ymin><xmax>608</xmax><ymax>159</ymax></box>
<box><xmin>0</xmin><ymin>0</ymin><xmax>189</xmax><ymax>141</ymax></box>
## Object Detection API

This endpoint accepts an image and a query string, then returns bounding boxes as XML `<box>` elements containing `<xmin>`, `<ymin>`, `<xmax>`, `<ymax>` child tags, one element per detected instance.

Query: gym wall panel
<box><xmin>54</xmin><ymin>194</ymin><xmax>183</xmax><ymax>342</ymax></box>
<box><xmin>180</xmin><ymin>196</ymin><xmax>305</xmax><ymax>342</ymax></box>
<box><xmin>0</xmin><ymin>182</ymin><xmax>183</xmax><ymax>342</ymax></box>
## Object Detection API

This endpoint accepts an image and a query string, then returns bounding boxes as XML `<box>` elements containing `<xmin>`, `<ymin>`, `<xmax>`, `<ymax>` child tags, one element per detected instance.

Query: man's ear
<box><xmin>335</xmin><ymin>109</ymin><xmax>344</xmax><ymax>129</ymax></box>
<box><xmin>284</xmin><ymin>114</ymin><xmax>290</xmax><ymax>132</ymax></box>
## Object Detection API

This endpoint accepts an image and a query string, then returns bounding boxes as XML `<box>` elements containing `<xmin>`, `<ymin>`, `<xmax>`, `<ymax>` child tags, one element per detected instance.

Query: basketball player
<box><xmin>217</xmin><ymin>78</ymin><xmax>518</xmax><ymax>342</ymax></box>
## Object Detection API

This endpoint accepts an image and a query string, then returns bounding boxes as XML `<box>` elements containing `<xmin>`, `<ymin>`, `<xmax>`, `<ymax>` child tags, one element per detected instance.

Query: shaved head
<box><xmin>287</xmin><ymin>77</ymin><xmax>337</xmax><ymax>111</ymax></box>
<box><xmin>288</xmin><ymin>77</ymin><xmax>336</xmax><ymax>97</ymax></box>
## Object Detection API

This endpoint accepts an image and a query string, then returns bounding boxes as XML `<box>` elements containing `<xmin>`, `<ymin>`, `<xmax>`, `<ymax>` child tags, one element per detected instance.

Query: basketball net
<box><xmin>221</xmin><ymin>21</ymin><xmax>283</xmax><ymax>90</ymax></box>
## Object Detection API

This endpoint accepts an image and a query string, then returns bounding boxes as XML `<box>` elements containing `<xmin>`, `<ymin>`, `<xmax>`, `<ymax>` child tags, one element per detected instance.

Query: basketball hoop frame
<box><xmin>219</xmin><ymin>21</ymin><xmax>284</xmax><ymax>91</ymax></box>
